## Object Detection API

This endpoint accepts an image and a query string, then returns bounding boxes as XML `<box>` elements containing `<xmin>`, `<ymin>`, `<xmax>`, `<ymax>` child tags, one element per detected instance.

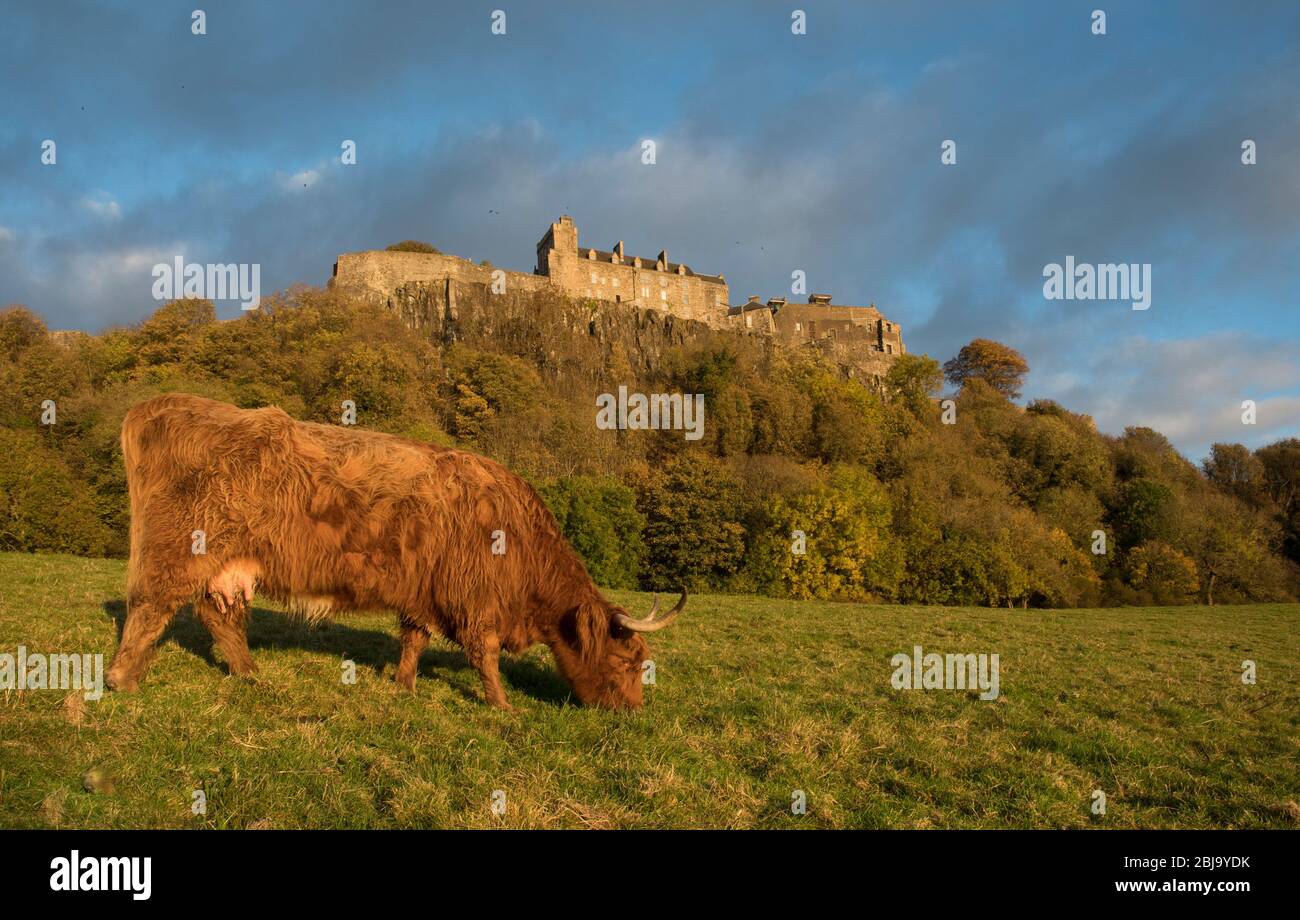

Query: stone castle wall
<box><xmin>332</xmin><ymin>250</ymin><xmax>550</xmax><ymax>300</ymax></box>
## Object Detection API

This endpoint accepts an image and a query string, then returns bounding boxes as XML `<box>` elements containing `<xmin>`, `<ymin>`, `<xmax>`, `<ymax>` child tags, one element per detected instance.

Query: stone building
<box><xmin>728</xmin><ymin>294</ymin><xmax>903</xmax><ymax>353</ymax></box>
<box><xmin>726</xmin><ymin>294</ymin><xmax>905</xmax><ymax>379</ymax></box>
<box><xmin>534</xmin><ymin>216</ymin><xmax>730</xmax><ymax>325</ymax></box>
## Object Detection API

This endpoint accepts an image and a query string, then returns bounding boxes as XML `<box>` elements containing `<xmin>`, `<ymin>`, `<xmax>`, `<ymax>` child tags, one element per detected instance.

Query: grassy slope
<box><xmin>0</xmin><ymin>552</ymin><xmax>1296</xmax><ymax>829</ymax></box>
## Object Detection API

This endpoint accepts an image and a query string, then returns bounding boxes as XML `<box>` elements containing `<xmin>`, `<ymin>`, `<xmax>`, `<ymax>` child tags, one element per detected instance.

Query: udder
<box><xmin>207</xmin><ymin>559</ymin><xmax>261</xmax><ymax>615</ymax></box>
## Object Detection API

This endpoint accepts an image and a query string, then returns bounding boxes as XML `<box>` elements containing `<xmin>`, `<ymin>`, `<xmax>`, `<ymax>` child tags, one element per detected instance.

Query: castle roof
<box><xmin>729</xmin><ymin>296</ymin><xmax>773</xmax><ymax>315</ymax></box>
<box><xmin>581</xmin><ymin>247</ymin><xmax>725</xmax><ymax>285</ymax></box>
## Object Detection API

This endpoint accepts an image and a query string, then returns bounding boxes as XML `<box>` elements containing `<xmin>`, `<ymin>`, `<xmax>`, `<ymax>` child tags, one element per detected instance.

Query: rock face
<box><xmin>371</xmin><ymin>275</ymin><xmax>748</xmax><ymax>381</ymax></box>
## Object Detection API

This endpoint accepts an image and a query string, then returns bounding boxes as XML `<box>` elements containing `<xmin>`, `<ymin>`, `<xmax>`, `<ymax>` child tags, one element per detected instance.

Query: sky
<box><xmin>1</xmin><ymin>0</ymin><xmax>1296</xmax><ymax>461</ymax></box>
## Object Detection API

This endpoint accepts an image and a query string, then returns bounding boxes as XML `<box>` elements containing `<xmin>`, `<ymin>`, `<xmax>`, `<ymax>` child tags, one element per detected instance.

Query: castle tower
<box><xmin>536</xmin><ymin>215</ymin><xmax>578</xmax><ymax>274</ymax></box>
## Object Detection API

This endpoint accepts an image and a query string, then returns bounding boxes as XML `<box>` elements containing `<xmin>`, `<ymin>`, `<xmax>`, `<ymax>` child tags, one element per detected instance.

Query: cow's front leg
<box><xmin>464</xmin><ymin>629</ymin><xmax>512</xmax><ymax>711</ymax></box>
<box><xmin>395</xmin><ymin>618</ymin><xmax>430</xmax><ymax>691</ymax></box>
<box><xmin>194</xmin><ymin>595</ymin><xmax>258</xmax><ymax>677</ymax></box>
<box><xmin>106</xmin><ymin>593</ymin><xmax>184</xmax><ymax>691</ymax></box>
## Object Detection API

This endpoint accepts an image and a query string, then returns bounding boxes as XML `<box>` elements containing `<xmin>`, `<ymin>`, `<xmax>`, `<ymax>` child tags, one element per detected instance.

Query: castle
<box><xmin>331</xmin><ymin>216</ymin><xmax>904</xmax><ymax>375</ymax></box>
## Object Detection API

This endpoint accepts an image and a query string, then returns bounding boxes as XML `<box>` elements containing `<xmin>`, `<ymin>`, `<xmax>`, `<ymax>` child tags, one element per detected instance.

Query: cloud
<box><xmin>277</xmin><ymin>168</ymin><xmax>323</xmax><ymax>192</ymax></box>
<box><xmin>79</xmin><ymin>191</ymin><xmax>122</xmax><ymax>221</ymax></box>
<box><xmin>1040</xmin><ymin>333</ymin><xmax>1300</xmax><ymax>459</ymax></box>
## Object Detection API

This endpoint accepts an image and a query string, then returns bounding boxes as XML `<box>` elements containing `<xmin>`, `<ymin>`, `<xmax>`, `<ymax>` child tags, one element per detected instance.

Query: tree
<box><xmin>638</xmin><ymin>453</ymin><xmax>746</xmax><ymax>592</ymax></box>
<box><xmin>885</xmin><ymin>353</ymin><xmax>943</xmax><ymax>417</ymax></box>
<box><xmin>136</xmin><ymin>298</ymin><xmax>217</xmax><ymax>366</ymax></box>
<box><xmin>541</xmin><ymin>476</ymin><xmax>645</xmax><ymax>589</ymax></box>
<box><xmin>807</xmin><ymin>372</ymin><xmax>886</xmax><ymax>467</ymax></box>
<box><xmin>1109</xmin><ymin>478</ymin><xmax>1176</xmax><ymax>549</ymax></box>
<box><xmin>1123</xmin><ymin>541</ymin><xmax>1199</xmax><ymax>605</ymax></box>
<box><xmin>0</xmin><ymin>430</ymin><xmax>111</xmax><ymax>555</ymax></box>
<box><xmin>1177</xmin><ymin>492</ymin><xmax>1277</xmax><ymax>605</ymax></box>
<box><xmin>747</xmin><ymin>465</ymin><xmax>900</xmax><ymax>601</ymax></box>
<box><xmin>943</xmin><ymin>339</ymin><xmax>1029</xmax><ymax>399</ymax></box>
<box><xmin>1202</xmin><ymin>443</ymin><xmax>1265</xmax><ymax>507</ymax></box>
<box><xmin>1256</xmin><ymin>438</ymin><xmax>1300</xmax><ymax>562</ymax></box>
<box><xmin>0</xmin><ymin>306</ymin><xmax>48</xmax><ymax>360</ymax></box>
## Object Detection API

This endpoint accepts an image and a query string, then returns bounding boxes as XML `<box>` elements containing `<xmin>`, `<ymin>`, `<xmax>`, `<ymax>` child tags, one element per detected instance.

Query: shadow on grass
<box><xmin>102</xmin><ymin>600</ymin><xmax>573</xmax><ymax>706</ymax></box>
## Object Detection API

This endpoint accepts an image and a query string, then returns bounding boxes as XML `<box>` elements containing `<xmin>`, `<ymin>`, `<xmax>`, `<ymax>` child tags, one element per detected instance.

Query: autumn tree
<box><xmin>885</xmin><ymin>352</ymin><xmax>943</xmax><ymax>417</ymax></box>
<box><xmin>746</xmin><ymin>465</ymin><xmax>900</xmax><ymax>601</ymax></box>
<box><xmin>1256</xmin><ymin>438</ymin><xmax>1300</xmax><ymax>562</ymax></box>
<box><xmin>638</xmin><ymin>453</ymin><xmax>746</xmax><ymax>592</ymax></box>
<box><xmin>0</xmin><ymin>306</ymin><xmax>48</xmax><ymax>360</ymax></box>
<box><xmin>943</xmin><ymin>339</ymin><xmax>1029</xmax><ymax>399</ymax></box>
<box><xmin>1202</xmin><ymin>442</ymin><xmax>1266</xmax><ymax>507</ymax></box>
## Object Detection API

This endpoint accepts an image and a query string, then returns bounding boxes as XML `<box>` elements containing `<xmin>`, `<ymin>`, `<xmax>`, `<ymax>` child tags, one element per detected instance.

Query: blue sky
<box><xmin>1</xmin><ymin>0</ymin><xmax>1296</xmax><ymax>460</ymax></box>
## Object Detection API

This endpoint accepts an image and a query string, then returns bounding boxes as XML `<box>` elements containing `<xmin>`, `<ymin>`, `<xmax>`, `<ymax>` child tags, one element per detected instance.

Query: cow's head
<box><xmin>554</xmin><ymin>591</ymin><xmax>686</xmax><ymax>709</ymax></box>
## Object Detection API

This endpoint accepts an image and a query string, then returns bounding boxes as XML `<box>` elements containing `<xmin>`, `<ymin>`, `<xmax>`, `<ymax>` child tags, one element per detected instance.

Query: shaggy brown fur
<box><xmin>106</xmin><ymin>393</ymin><xmax>679</xmax><ymax>709</ymax></box>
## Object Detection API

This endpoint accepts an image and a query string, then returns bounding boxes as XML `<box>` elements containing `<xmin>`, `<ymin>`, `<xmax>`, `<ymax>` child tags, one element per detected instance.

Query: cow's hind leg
<box><xmin>463</xmin><ymin>629</ymin><xmax>512</xmax><ymax>711</ymax></box>
<box><xmin>395</xmin><ymin>618</ymin><xmax>430</xmax><ymax>691</ymax></box>
<box><xmin>193</xmin><ymin>596</ymin><xmax>258</xmax><ymax>677</ymax></box>
<box><xmin>106</xmin><ymin>591</ymin><xmax>187</xmax><ymax>691</ymax></box>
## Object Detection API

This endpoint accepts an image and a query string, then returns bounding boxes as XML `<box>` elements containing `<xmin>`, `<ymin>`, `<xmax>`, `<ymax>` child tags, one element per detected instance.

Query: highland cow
<box><xmin>106</xmin><ymin>393</ymin><xmax>683</xmax><ymax>709</ymax></box>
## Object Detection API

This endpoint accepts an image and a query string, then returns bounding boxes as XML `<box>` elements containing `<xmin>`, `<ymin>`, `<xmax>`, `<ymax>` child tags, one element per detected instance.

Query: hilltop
<box><xmin>0</xmin><ymin>287</ymin><xmax>1296</xmax><ymax>607</ymax></box>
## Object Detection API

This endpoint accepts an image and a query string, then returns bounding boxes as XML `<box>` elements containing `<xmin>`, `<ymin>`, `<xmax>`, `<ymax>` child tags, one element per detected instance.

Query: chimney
<box><xmin>612</xmin><ymin>241</ymin><xmax>624</xmax><ymax>263</ymax></box>
<box><xmin>808</xmin><ymin>293</ymin><xmax>832</xmax><ymax>304</ymax></box>
<box><xmin>767</xmin><ymin>297</ymin><xmax>786</xmax><ymax>310</ymax></box>
<box><xmin>657</xmin><ymin>249</ymin><xmax>668</xmax><ymax>271</ymax></box>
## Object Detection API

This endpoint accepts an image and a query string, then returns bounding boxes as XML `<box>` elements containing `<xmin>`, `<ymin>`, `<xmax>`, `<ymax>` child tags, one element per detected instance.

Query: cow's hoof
<box><xmin>105</xmin><ymin>669</ymin><xmax>139</xmax><ymax>692</ymax></box>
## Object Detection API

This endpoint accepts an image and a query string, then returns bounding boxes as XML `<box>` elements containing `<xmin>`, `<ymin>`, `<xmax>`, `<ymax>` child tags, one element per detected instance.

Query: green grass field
<box><xmin>0</xmin><ymin>552</ymin><xmax>1296</xmax><ymax>829</ymax></box>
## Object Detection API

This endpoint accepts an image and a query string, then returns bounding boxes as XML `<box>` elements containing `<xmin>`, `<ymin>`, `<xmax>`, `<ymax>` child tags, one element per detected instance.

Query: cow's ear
<box><xmin>558</xmin><ymin>607</ymin><xmax>581</xmax><ymax>647</ymax></box>
<box><xmin>559</xmin><ymin>603</ymin><xmax>606</xmax><ymax>659</ymax></box>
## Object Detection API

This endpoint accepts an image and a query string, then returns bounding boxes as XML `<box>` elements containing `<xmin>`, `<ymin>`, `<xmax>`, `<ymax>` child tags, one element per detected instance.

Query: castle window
<box><xmin>613</xmin><ymin>278</ymin><xmax>619</xmax><ymax>288</ymax></box>
<box><xmin>590</xmin><ymin>272</ymin><xmax>597</xmax><ymax>283</ymax></box>
<box><xmin>745</xmin><ymin>314</ymin><xmax>753</xmax><ymax>328</ymax></box>
<box><xmin>660</xmin><ymin>290</ymin><xmax>667</xmax><ymax>301</ymax></box>
<box><xmin>795</xmin><ymin>322</ymin><xmax>801</xmax><ymax>332</ymax></box>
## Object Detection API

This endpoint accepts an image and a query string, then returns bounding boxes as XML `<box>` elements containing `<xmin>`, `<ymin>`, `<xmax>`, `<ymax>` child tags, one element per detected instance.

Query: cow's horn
<box><xmin>615</xmin><ymin>589</ymin><xmax>686</xmax><ymax>633</ymax></box>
